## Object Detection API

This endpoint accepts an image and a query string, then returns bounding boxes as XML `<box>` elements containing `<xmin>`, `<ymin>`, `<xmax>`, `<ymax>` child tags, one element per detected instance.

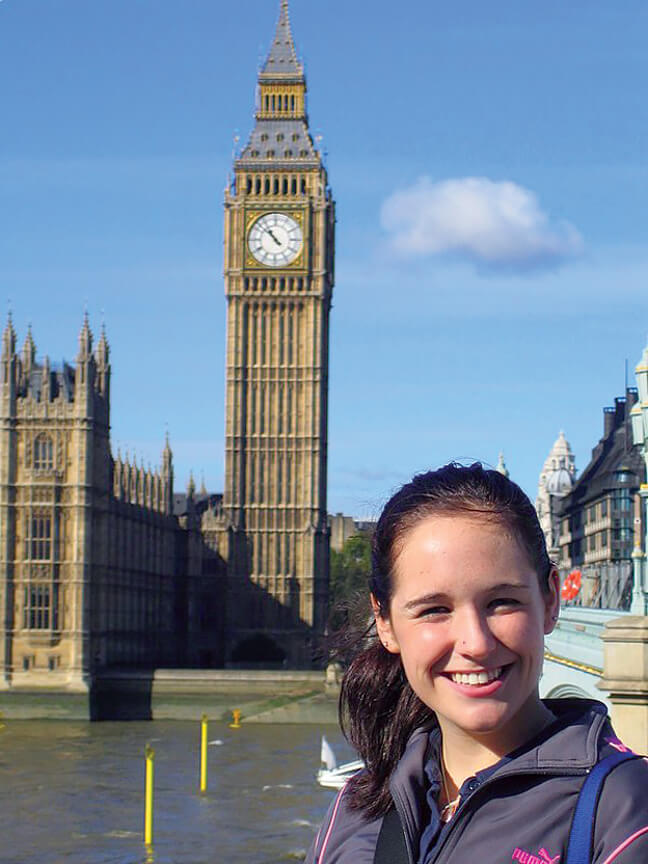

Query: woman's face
<box><xmin>374</xmin><ymin>513</ymin><xmax>559</xmax><ymax>750</ymax></box>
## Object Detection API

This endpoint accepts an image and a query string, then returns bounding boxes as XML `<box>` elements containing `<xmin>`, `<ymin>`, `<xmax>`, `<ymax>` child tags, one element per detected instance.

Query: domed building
<box><xmin>536</xmin><ymin>431</ymin><xmax>577</xmax><ymax>558</ymax></box>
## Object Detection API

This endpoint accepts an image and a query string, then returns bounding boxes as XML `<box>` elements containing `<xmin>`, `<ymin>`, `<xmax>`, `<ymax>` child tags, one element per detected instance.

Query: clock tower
<box><xmin>222</xmin><ymin>0</ymin><xmax>334</xmax><ymax>666</ymax></box>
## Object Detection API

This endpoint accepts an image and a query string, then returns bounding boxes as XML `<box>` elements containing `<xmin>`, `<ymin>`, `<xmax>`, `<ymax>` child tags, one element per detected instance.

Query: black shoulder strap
<box><xmin>374</xmin><ymin>806</ymin><xmax>409</xmax><ymax>864</ymax></box>
<box><xmin>565</xmin><ymin>751</ymin><xmax>641</xmax><ymax>864</ymax></box>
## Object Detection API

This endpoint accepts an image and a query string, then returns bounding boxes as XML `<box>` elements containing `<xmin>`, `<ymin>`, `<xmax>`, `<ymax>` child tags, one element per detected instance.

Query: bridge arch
<box><xmin>230</xmin><ymin>633</ymin><xmax>286</xmax><ymax>665</ymax></box>
<box><xmin>544</xmin><ymin>683</ymin><xmax>592</xmax><ymax>701</ymax></box>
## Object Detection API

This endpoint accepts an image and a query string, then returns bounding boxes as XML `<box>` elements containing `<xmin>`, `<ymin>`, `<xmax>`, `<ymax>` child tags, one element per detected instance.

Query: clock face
<box><xmin>248</xmin><ymin>212</ymin><xmax>303</xmax><ymax>267</ymax></box>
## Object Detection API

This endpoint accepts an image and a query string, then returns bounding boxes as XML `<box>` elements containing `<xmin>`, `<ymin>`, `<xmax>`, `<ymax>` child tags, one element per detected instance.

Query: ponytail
<box><xmin>339</xmin><ymin>639</ymin><xmax>434</xmax><ymax>818</ymax></box>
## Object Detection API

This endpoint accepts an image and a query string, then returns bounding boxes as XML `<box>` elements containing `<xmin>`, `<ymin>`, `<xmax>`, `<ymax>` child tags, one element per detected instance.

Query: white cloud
<box><xmin>380</xmin><ymin>176</ymin><xmax>583</xmax><ymax>272</ymax></box>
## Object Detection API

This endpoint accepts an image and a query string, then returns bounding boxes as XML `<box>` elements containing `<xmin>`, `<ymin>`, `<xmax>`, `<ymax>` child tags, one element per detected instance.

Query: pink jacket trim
<box><xmin>601</xmin><ymin>826</ymin><xmax>648</xmax><ymax>864</ymax></box>
<box><xmin>318</xmin><ymin>786</ymin><xmax>347</xmax><ymax>863</ymax></box>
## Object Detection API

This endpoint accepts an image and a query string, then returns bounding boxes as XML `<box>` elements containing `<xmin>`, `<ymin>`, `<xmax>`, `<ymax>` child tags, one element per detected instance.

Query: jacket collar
<box><xmin>390</xmin><ymin>699</ymin><xmax>610</xmax><ymax>806</ymax></box>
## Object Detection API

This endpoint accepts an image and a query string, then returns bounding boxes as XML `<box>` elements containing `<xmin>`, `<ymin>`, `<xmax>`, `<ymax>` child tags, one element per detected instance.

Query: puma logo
<box><xmin>512</xmin><ymin>846</ymin><xmax>560</xmax><ymax>864</ymax></box>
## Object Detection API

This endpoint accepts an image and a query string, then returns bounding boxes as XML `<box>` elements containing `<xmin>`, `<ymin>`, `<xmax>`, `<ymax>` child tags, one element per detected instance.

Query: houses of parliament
<box><xmin>0</xmin><ymin>1</ymin><xmax>335</xmax><ymax>691</ymax></box>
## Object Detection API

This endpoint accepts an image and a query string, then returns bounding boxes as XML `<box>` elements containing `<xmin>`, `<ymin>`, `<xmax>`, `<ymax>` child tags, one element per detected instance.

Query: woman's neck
<box><xmin>439</xmin><ymin>702</ymin><xmax>555</xmax><ymax>796</ymax></box>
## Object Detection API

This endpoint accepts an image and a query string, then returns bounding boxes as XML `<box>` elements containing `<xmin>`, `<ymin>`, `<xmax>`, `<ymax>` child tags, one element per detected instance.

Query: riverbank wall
<box><xmin>0</xmin><ymin>668</ymin><xmax>340</xmax><ymax>723</ymax></box>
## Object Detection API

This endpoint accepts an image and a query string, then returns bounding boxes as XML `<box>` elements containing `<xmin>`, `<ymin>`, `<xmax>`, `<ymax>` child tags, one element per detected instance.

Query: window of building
<box><xmin>276</xmin><ymin>133</ymin><xmax>284</xmax><ymax>141</ymax></box>
<box><xmin>23</xmin><ymin>583</ymin><xmax>51</xmax><ymax>629</ymax></box>
<box><xmin>601</xmin><ymin>530</ymin><xmax>608</xmax><ymax>547</ymax></box>
<box><xmin>48</xmin><ymin>656</ymin><xmax>60</xmax><ymax>671</ymax></box>
<box><xmin>33</xmin><ymin>435</ymin><xmax>53</xmax><ymax>471</ymax></box>
<box><xmin>601</xmin><ymin>499</ymin><xmax>607</xmax><ymax>518</ymax></box>
<box><xmin>292</xmin><ymin>133</ymin><xmax>299</xmax><ymax>142</ymax></box>
<box><xmin>25</xmin><ymin>515</ymin><xmax>52</xmax><ymax>561</ymax></box>
<box><xmin>260</xmin><ymin>133</ymin><xmax>268</xmax><ymax>142</ymax></box>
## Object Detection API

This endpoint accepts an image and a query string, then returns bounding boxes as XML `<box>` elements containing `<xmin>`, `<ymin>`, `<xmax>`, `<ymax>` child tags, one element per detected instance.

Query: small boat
<box><xmin>316</xmin><ymin>735</ymin><xmax>364</xmax><ymax>790</ymax></box>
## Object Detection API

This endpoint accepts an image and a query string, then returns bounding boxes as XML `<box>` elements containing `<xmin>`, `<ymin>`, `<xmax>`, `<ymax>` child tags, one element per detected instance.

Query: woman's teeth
<box><xmin>450</xmin><ymin>667</ymin><xmax>502</xmax><ymax>686</ymax></box>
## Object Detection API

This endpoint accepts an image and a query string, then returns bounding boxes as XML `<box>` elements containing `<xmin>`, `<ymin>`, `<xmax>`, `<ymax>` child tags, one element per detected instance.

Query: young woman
<box><xmin>307</xmin><ymin>463</ymin><xmax>648</xmax><ymax>864</ymax></box>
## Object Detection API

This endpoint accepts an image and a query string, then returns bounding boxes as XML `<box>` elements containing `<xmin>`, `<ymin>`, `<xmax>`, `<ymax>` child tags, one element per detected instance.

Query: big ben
<box><xmin>222</xmin><ymin>1</ymin><xmax>334</xmax><ymax>666</ymax></box>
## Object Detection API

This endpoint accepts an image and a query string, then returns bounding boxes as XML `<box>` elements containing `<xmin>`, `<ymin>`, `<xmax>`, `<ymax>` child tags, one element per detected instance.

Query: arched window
<box><xmin>33</xmin><ymin>435</ymin><xmax>53</xmax><ymax>471</ymax></box>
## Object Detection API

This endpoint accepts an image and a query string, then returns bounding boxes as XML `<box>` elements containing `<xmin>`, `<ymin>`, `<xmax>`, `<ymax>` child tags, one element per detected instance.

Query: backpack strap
<box><xmin>565</xmin><ymin>751</ymin><xmax>641</xmax><ymax>864</ymax></box>
<box><xmin>374</xmin><ymin>806</ymin><xmax>409</xmax><ymax>864</ymax></box>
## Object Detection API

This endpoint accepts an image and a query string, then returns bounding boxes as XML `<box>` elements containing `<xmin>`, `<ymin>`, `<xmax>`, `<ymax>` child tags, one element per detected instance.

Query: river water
<box><xmin>0</xmin><ymin>720</ymin><xmax>352</xmax><ymax>864</ymax></box>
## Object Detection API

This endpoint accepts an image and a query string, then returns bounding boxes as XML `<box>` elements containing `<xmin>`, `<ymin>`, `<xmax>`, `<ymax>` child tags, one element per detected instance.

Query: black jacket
<box><xmin>307</xmin><ymin>700</ymin><xmax>648</xmax><ymax>864</ymax></box>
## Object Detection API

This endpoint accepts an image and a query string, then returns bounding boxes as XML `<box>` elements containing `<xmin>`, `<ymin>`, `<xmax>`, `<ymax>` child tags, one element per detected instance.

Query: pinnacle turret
<box><xmin>496</xmin><ymin>452</ymin><xmax>509</xmax><ymax>478</ymax></box>
<box><xmin>2</xmin><ymin>314</ymin><xmax>16</xmax><ymax>358</ymax></box>
<box><xmin>77</xmin><ymin>312</ymin><xmax>93</xmax><ymax>359</ymax></box>
<box><xmin>96</xmin><ymin>324</ymin><xmax>110</xmax><ymax>366</ymax></box>
<box><xmin>22</xmin><ymin>326</ymin><xmax>36</xmax><ymax>371</ymax></box>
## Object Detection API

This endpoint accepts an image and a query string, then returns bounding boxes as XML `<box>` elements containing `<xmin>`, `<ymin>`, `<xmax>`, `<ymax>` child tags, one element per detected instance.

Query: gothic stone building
<box><xmin>0</xmin><ymin>319</ymin><xmax>224</xmax><ymax>690</ymax></box>
<box><xmin>0</xmin><ymin>1</ymin><xmax>332</xmax><ymax>688</ymax></box>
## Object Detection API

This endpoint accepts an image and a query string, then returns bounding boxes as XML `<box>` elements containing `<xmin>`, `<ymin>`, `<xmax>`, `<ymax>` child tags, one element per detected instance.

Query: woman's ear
<box><xmin>371</xmin><ymin>593</ymin><xmax>400</xmax><ymax>654</ymax></box>
<box><xmin>544</xmin><ymin>568</ymin><xmax>561</xmax><ymax>634</ymax></box>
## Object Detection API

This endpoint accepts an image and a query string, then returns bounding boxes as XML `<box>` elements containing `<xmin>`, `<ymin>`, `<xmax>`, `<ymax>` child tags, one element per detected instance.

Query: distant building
<box><xmin>556</xmin><ymin>389</ymin><xmax>644</xmax><ymax>608</ymax></box>
<box><xmin>328</xmin><ymin>514</ymin><xmax>375</xmax><ymax>553</ymax></box>
<box><xmin>495</xmin><ymin>452</ymin><xmax>510</xmax><ymax>478</ymax></box>
<box><xmin>0</xmin><ymin>319</ymin><xmax>223</xmax><ymax>691</ymax></box>
<box><xmin>536</xmin><ymin>431</ymin><xmax>577</xmax><ymax>559</ymax></box>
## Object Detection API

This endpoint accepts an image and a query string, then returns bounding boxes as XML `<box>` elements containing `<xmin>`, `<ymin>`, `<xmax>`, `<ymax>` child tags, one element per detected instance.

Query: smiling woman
<box><xmin>307</xmin><ymin>464</ymin><xmax>648</xmax><ymax>864</ymax></box>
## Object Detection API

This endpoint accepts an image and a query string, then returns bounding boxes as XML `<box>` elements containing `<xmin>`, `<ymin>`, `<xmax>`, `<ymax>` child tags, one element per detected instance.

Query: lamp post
<box><xmin>630</xmin><ymin>342</ymin><xmax>648</xmax><ymax>615</ymax></box>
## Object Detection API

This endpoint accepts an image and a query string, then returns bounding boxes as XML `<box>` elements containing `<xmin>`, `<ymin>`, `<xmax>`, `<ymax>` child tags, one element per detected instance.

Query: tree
<box><xmin>329</xmin><ymin>533</ymin><xmax>372</xmax><ymax>630</ymax></box>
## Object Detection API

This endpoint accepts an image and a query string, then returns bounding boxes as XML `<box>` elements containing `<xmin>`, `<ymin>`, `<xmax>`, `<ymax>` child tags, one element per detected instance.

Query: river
<box><xmin>0</xmin><ymin>720</ymin><xmax>352</xmax><ymax>864</ymax></box>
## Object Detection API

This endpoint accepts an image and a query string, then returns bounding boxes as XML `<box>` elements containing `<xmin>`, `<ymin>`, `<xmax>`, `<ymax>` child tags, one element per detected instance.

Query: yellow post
<box><xmin>200</xmin><ymin>713</ymin><xmax>208</xmax><ymax>793</ymax></box>
<box><xmin>229</xmin><ymin>709</ymin><xmax>242</xmax><ymax>729</ymax></box>
<box><xmin>144</xmin><ymin>743</ymin><xmax>155</xmax><ymax>847</ymax></box>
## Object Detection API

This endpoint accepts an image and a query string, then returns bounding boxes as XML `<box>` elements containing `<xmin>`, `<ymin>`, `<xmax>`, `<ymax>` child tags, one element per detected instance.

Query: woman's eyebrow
<box><xmin>487</xmin><ymin>582</ymin><xmax>531</xmax><ymax>592</ymax></box>
<box><xmin>403</xmin><ymin>592</ymin><xmax>448</xmax><ymax>610</ymax></box>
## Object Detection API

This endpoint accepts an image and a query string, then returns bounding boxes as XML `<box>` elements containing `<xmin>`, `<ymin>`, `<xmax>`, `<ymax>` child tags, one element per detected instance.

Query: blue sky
<box><xmin>2</xmin><ymin>0</ymin><xmax>647</xmax><ymax>516</ymax></box>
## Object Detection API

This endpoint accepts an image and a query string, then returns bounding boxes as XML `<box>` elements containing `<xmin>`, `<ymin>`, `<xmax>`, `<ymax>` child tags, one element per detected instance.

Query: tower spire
<box><xmin>261</xmin><ymin>0</ymin><xmax>303</xmax><ymax>81</ymax></box>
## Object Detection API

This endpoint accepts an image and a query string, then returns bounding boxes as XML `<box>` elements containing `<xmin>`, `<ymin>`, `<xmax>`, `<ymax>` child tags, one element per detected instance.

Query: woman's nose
<box><xmin>455</xmin><ymin>608</ymin><xmax>496</xmax><ymax>659</ymax></box>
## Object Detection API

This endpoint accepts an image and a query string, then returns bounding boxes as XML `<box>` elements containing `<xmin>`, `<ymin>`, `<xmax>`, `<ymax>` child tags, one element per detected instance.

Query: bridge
<box><xmin>542</xmin><ymin>605</ymin><xmax>648</xmax><ymax>752</ymax></box>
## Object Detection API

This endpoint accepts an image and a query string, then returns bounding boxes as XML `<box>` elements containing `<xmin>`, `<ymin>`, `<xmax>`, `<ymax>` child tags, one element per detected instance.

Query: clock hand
<box><xmin>266</xmin><ymin>229</ymin><xmax>282</xmax><ymax>246</ymax></box>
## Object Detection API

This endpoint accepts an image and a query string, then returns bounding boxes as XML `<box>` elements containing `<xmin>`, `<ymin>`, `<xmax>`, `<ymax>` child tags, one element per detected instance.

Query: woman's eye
<box><xmin>419</xmin><ymin>606</ymin><xmax>450</xmax><ymax>618</ymax></box>
<box><xmin>489</xmin><ymin>597</ymin><xmax>520</xmax><ymax>609</ymax></box>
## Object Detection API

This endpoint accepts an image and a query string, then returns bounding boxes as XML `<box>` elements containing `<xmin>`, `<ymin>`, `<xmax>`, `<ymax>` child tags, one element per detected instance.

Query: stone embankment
<box><xmin>0</xmin><ymin>667</ymin><xmax>342</xmax><ymax>723</ymax></box>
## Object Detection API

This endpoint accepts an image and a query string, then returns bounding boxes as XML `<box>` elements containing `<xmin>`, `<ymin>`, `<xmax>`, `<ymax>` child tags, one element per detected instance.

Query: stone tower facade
<box><xmin>221</xmin><ymin>1</ymin><xmax>334</xmax><ymax>665</ymax></box>
<box><xmin>0</xmin><ymin>317</ymin><xmax>204</xmax><ymax>691</ymax></box>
